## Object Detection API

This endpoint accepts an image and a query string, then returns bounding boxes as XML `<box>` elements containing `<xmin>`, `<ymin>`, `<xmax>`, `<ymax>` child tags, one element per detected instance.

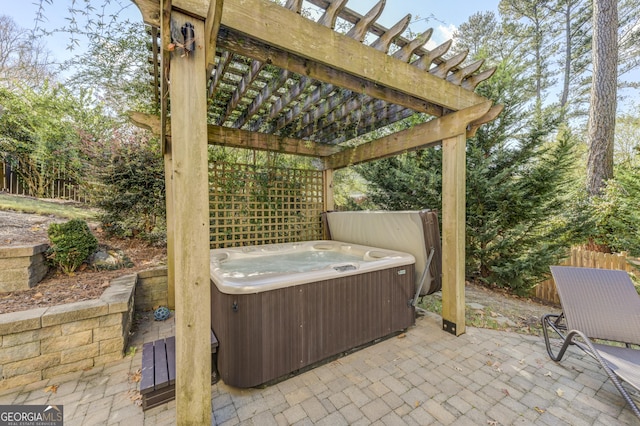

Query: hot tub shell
<box><xmin>210</xmin><ymin>241</ymin><xmax>415</xmax><ymax>388</ymax></box>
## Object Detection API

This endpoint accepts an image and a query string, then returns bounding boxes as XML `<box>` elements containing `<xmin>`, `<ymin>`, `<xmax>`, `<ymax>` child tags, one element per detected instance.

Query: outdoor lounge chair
<box><xmin>542</xmin><ymin>266</ymin><xmax>640</xmax><ymax>419</ymax></box>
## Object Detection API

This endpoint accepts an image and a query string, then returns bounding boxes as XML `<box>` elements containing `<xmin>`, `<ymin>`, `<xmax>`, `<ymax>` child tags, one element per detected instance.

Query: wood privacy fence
<box><xmin>1</xmin><ymin>159</ymin><xmax>89</xmax><ymax>203</ymax></box>
<box><xmin>534</xmin><ymin>248</ymin><xmax>639</xmax><ymax>304</ymax></box>
<box><xmin>209</xmin><ymin>162</ymin><xmax>324</xmax><ymax>248</ymax></box>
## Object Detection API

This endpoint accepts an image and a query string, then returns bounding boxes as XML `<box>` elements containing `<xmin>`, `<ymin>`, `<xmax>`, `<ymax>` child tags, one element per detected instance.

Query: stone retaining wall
<box><xmin>0</xmin><ymin>244</ymin><xmax>49</xmax><ymax>292</ymax></box>
<box><xmin>0</xmin><ymin>274</ymin><xmax>136</xmax><ymax>392</ymax></box>
<box><xmin>135</xmin><ymin>266</ymin><xmax>168</xmax><ymax>311</ymax></box>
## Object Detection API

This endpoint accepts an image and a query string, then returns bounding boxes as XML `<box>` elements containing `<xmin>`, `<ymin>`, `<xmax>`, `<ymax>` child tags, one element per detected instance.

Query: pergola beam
<box><xmin>325</xmin><ymin>102</ymin><xmax>492</xmax><ymax>169</ymax></box>
<box><xmin>207</xmin><ymin>126</ymin><xmax>339</xmax><ymax>157</ymax></box>
<box><xmin>205</xmin><ymin>0</ymin><xmax>224</xmax><ymax>74</ymax></box>
<box><xmin>130</xmin><ymin>103</ymin><xmax>496</xmax><ymax>168</ymax></box>
<box><xmin>134</xmin><ymin>0</ymin><xmax>486</xmax><ymax>114</ymax></box>
<box><xmin>128</xmin><ymin>111</ymin><xmax>339</xmax><ymax>157</ymax></box>
<box><xmin>217</xmin><ymin>28</ymin><xmax>445</xmax><ymax>117</ymax></box>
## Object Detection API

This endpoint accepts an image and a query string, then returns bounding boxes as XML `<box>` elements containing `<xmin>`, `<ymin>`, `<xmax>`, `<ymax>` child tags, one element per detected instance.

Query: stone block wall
<box><xmin>135</xmin><ymin>266</ymin><xmax>168</xmax><ymax>311</ymax></box>
<box><xmin>0</xmin><ymin>244</ymin><xmax>49</xmax><ymax>292</ymax></box>
<box><xmin>0</xmin><ymin>274</ymin><xmax>136</xmax><ymax>392</ymax></box>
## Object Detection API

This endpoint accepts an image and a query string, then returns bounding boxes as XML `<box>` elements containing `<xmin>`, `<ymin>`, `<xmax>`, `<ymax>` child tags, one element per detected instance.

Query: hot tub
<box><xmin>210</xmin><ymin>240</ymin><xmax>416</xmax><ymax>388</ymax></box>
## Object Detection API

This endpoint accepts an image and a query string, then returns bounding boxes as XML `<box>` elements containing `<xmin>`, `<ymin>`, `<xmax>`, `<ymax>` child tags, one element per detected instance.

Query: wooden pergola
<box><xmin>131</xmin><ymin>0</ymin><xmax>501</xmax><ymax>423</ymax></box>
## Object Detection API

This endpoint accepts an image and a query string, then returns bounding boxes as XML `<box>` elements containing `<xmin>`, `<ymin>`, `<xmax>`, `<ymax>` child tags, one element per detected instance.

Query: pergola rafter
<box><xmin>130</xmin><ymin>0</ymin><xmax>501</xmax><ymax>423</ymax></box>
<box><xmin>142</xmin><ymin>0</ymin><xmax>496</xmax><ymax>143</ymax></box>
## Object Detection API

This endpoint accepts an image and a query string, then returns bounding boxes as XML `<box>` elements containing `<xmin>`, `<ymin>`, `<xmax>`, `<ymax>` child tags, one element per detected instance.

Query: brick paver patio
<box><xmin>1</xmin><ymin>311</ymin><xmax>638</xmax><ymax>425</ymax></box>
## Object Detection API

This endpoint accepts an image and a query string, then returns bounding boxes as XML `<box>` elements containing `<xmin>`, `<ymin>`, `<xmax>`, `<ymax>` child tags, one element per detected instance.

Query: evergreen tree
<box><xmin>499</xmin><ymin>0</ymin><xmax>557</xmax><ymax>106</ymax></box>
<box><xmin>466</xmin><ymin>108</ymin><xmax>586</xmax><ymax>293</ymax></box>
<box><xmin>452</xmin><ymin>12</ymin><xmax>502</xmax><ymax>59</ymax></box>
<box><xmin>553</xmin><ymin>0</ymin><xmax>592</xmax><ymax>119</ymax></box>
<box><xmin>614</xmin><ymin>111</ymin><xmax>640</xmax><ymax>166</ymax></box>
<box><xmin>617</xmin><ymin>0</ymin><xmax>640</xmax><ymax>80</ymax></box>
<box><xmin>356</xmin><ymin>19</ymin><xmax>589</xmax><ymax>295</ymax></box>
<box><xmin>586</xmin><ymin>0</ymin><xmax>617</xmax><ymax>196</ymax></box>
<box><xmin>591</xmin><ymin>163</ymin><xmax>640</xmax><ymax>256</ymax></box>
<box><xmin>356</xmin><ymin>149</ymin><xmax>442</xmax><ymax>212</ymax></box>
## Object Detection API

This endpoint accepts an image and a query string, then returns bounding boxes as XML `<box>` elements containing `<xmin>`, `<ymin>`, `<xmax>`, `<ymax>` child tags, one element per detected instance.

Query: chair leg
<box><xmin>542</xmin><ymin>315</ymin><xmax>640</xmax><ymax>418</ymax></box>
<box><xmin>541</xmin><ymin>314</ymin><xmax>572</xmax><ymax>361</ymax></box>
<box><xmin>567</xmin><ymin>330</ymin><xmax>640</xmax><ymax>420</ymax></box>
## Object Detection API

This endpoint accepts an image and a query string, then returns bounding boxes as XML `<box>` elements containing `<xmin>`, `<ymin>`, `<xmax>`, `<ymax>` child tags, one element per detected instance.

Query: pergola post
<box><xmin>168</xmin><ymin>10</ymin><xmax>212</xmax><ymax>424</ymax></box>
<box><xmin>161</xmin><ymin>0</ymin><xmax>175</xmax><ymax>310</ymax></box>
<box><xmin>441</xmin><ymin>132</ymin><xmax>466</xmax><ymax>336</ymax></box>
<box><xmin>163</xmin><ymin>154</ymin><xmax>175</xmax><ymax>309</ymax></box>
<box><xmin>323</xmin><ymin>168</ymin><xmax>334</xmax><ymax>212</ymax></box>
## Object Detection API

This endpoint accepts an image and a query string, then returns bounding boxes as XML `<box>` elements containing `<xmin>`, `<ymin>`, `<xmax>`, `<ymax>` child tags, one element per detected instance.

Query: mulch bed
<box><xmin>1</xmin><ymin>230</ymin><xmax>166</xmax><ymax>315</ymax></box>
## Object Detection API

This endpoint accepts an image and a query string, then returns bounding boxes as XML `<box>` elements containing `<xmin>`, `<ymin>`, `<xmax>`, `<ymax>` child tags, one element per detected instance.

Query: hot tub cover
<box><xmin>324</xmin><ymin>210</ymin><xmax>442</xmax><ymax>295</ymax></box>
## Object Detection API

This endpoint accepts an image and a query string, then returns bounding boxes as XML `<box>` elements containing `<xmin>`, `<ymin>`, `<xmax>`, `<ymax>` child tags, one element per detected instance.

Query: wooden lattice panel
<box><xmin>209</xmin><ymin>162</ymin><xmax>324</xmax><ymax>248</ymax></box>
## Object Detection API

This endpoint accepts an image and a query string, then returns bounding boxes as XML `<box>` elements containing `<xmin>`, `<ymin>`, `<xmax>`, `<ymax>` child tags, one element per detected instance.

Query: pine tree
<box><xmin>554</xmin><ymin>0</ymin><xmax>592</xmax><ymax>119</ymax></box>
<box><xmin>499</xmin><ymin>0</ymin><xmax>558</xmax><ymax>105</ymax></box>
<box><xmin>356</xmin><ymin>20</ymin><xmax>589</xmax><ymax>295</ymax></box>
<box><xmin>591</xmin><ymin>163</ymin><xmax>640</xmax><ymax>257</ymax></box>
<box><xmin>586</xmin><ymin>0</ymin><xmax>618</xmax><ymax>196</ymax></box>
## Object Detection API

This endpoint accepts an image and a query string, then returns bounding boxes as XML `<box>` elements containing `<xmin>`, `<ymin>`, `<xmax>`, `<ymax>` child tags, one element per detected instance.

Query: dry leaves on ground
<box><xmin>128</xmin><ymin>389</ymin><xmax>143</xmax><ymax>406</ymax></box>
<box><xmin>1</xmin><ymin>229</ymin><xmax>165</xmax><ymax>314</ymax></box>
<box><xmin>43</xmin><ymin>384</ymin><xmax>58</xmax><ymax>394</ymax></box>
<box><xmin>128</xmin><ymin>369</ymin><xmax>142</xmax><ymax>383</ymax></box>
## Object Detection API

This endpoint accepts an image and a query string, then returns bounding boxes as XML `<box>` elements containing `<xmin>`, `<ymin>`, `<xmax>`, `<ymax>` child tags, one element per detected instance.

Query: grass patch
<box><xmin>418</xmin><ymin>294</ymin><xmax>544</xmax><ymax>336</ymax></box>
<box><xmin>418</xmin><ymin>297</ymin><xmax>502</xmax><ymax>330</ymax></box>
<box><xmin>0</xmin><ymin>193</ymin><xmax>98</xmax><ymax>220</ymax></box>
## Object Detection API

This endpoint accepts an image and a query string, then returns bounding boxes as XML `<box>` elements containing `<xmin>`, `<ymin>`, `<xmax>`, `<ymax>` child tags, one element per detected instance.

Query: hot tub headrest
<box><xmin>324</xmin><ymin>210</ymin><xmax>442</xmax><ymax>295</ymax></box>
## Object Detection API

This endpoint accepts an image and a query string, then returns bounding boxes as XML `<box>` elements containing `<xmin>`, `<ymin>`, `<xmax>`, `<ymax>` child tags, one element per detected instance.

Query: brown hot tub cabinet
<box><xmin>209</xmin><ymin>241</ymin><xmax>416</xmax><ymax>388</ymax></box>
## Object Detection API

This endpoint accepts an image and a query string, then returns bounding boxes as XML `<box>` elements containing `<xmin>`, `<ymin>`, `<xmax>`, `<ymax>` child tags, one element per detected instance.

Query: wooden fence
<box><xmin>0</xmin><ymin>160</ymin><xmax>89</xmax><ymax>203</ymax></box>
<box><xmin>534</xmin><ymin>248</ymin><xmax>639</xmax><ymax>304</ymax></box>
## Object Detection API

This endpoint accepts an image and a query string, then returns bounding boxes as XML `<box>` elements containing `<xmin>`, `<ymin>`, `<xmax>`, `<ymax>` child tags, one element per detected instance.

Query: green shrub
<box><xmin>590</xmin><ymin>165</ymin><xmax>640</xmax><ymax>257</ymax></box>
<box><xmin>94</xmin><ymin>136</ymin><xmax>166</xmax><ymax>244</ymax></box>
<box><xmin>357</xmin><ymin>117</ymin><xmax>588</xmax><ymax>295</ymax></box>
<box><xmin>47</xmin><ymin>219</ymin><xmax>98</xmax><ymax>275</ymax></box>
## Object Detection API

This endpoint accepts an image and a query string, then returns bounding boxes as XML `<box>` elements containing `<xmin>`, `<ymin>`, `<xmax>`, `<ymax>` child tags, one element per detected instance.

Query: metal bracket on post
<box><xmin>181</xmin><ymin>22</ymin><xmax>195</xmax><ymax>54</ymax></box>
<box><xmin>442</xmin><ymin>319</ymin><xmax>457</xmax><ymax>335</ymax></box>
<box><xmin>168</xmin><ymin>21</ymin><xmax>196</xmax><ymax>58</ymax></box>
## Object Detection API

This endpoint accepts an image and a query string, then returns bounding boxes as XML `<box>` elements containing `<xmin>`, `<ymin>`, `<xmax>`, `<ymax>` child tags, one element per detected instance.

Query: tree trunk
<box><xmin>560</xmin><ymin>1</ymin><xmax>572</xmax><ymax>108</ymax></box>
<box><xmin>534</xmin><ymin>12</ymin><xmax>542</xmax><ymax>105</ymax></box>
<box><xmin>586</xmin><ymin>0</ymin><xmax>617</xmax><ymax>196</ymax></box>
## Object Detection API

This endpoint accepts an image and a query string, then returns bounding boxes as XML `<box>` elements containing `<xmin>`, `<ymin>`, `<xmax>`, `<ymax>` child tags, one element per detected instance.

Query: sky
<box><xmin>1</xmin><ymin>0</ymin><xmax>500</xmax><ymax>66</ymax></box>
<box><xmin>1</xmin><ymin>0</ymin><xmax>635</xmax><ymax>111</ymax></box>
<box><xmin>1</xmin><ymin>0</ymin><xmax>143</xmax><ymax>64</ymax></box>
<box><xmin>344</xmin><ymin>0</ymin><xmax>499</xmax><ymax>48</ymax></box>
